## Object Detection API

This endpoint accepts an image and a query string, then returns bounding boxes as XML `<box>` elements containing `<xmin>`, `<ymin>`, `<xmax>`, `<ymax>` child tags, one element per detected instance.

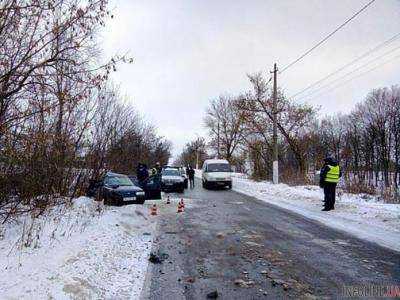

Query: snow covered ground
<box><xmin>196</xmin><ymin>170</ymin><xmax>400</xmax><ymax>252</ymax></box>
<box><xmin>0</xmin><ymin>197</ymin><xmax>157</xmax><ymax>299</ymax></box>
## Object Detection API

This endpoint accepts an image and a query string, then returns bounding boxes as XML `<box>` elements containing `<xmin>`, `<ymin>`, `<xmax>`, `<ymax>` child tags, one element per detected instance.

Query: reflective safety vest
<box><xmin>325</xmin><ymin>165</ymin><xmax>340</xmax><ymax>183</ymax></box>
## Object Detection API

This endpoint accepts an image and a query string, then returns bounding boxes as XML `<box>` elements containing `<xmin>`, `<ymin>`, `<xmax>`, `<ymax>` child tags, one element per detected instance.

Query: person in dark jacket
<box><xmin>137</xmin><ymin>163</ymin><xmax>149</xmax><ymax>184</ymax></box>
<box><xmin>187</xmin><ymin>166</ymin><xmax>195</xmax><ymax>188</ymax></box>
<box><xmin>186</xmin><ymin>165</ymin><xmax>190</xmax><ymax>177</ymax></box>
<box><xmin>136</xmin><ymin>163</ymin><xmax>143</xmax><ymax>180</ymax></box>
<box><xmin>319</xmin><ymin>157</ymin><xmax>342</xmax><ymax>211</ymax></box>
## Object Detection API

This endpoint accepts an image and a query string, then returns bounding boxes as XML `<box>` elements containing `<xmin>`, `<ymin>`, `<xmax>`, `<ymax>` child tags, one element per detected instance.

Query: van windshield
<box><xmin>207</xmin><ymin>163</ymin><xmax>231</xmax><ymax>172</ymax></box>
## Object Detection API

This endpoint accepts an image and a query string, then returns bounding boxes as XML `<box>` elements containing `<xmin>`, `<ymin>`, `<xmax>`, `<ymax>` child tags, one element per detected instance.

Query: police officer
<box><xmin>319</xmin><ymin>157</ymin><xmax>342</xmax><ymax>211</ymax></box>
<box><xmin>151</xmin><ymin>162</ymin><xmax>162</xmax><ymax>176</ymax></box>
<box><xmin>156</xmin><ymin>162</ymin><xmax>162</xmax><ymax>174</ymax></box>
<box><xmin>187</xmin><ymin>165</ymin><xmax>195</xmax><ymax>188</ymax></box>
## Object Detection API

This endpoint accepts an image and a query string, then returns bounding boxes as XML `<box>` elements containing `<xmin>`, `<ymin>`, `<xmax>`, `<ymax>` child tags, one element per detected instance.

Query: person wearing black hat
<box><xmin>319</xmin><ymin>157</ymin><xmax>342</xmax><ymax>211</ymax></box>
<box><xmin>136</xmin><ymin>163</ymin><xmax>149</xmax><ymax>184</ymax></box>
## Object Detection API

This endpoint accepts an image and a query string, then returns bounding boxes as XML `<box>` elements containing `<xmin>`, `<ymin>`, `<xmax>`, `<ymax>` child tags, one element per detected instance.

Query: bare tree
<box><xmin>0</xmin><ymin>0</ymin><xmax>164</xmax><ymax>223</ymax></box>
<box><xmin>175</xmin><ymin>137</ymin><xmax>208</xmax><ymax>168</ymax></box>
<box><xmin>204</xmin><ymin>95</ymin><xmax>245</xmax><ymax>161</ymax></box>
<box><xmin>238</xmin><ymin>73</ymin><xmax>317</xmax><ymax>178</ymax></box>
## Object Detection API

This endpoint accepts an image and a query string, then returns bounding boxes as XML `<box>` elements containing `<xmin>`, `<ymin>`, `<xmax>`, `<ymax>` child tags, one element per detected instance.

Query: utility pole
<box><xmin>195</xmin><ymin>133</ymin><xmax>200</xmax><ymax>169</ymax></box>
<box><xmin>217</xmin><ymin>119</ymin><xmax>220</xmax><ymax>159</ymax></box>
<box><xmin>271</xmin><ymin>63</ymin><xmax>279</xmax><ymax>184</ymax></box>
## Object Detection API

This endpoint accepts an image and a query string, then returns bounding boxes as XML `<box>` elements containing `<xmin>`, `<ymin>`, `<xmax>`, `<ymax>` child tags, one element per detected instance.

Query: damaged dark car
<box><xmin>87</xmin><ymin>171</ymin><xmax>161</xmax><ymax>206</ymax></box>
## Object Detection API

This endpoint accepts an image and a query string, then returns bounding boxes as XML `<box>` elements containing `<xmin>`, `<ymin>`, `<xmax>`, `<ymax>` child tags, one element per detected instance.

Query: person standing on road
<box><xmin>137</xmin><ymin>163</ymin><xmax>149</xmax><ymax>184</ymax></box>
<box><xmin>150</xmin><ymin>163</ymin><xmax>163</xmax><ymax>189</ymax></box>
<box><xmin>186</xmin><ymin>165</ymin><xmax>190</xmax><ymax>177</ymax></box>
<box><xmin>156</xmin><ymin>162</ymin><xmax>162</xmax><ymax>174</ymax></box>
<box><xmin>319</xmin><ymin>157</ymin><xmax>342</xmax><ymax>211</ymax></box>
<box><xmin>151</xmin><ymin>162</ymin><xmax>162</xmax><ymax>176</ymax></box>
<box><xmin>188</xmin><ymin>166</ymin><xmax>195</xmax><ymax>189</ymax></box>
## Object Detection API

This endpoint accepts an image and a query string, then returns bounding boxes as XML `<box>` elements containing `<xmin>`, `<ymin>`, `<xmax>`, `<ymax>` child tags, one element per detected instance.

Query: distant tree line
<box><xmin>0</xmin><ymin>0</ymin><xmax>170</xmax><ymax>222</ymax></box>
<box><xmin>200</xmin><ymin>72</ymin><xmax>400</xmax><ymax>201</ymax></box>
<box><xmin>174</xmin><ymin>137</ymin><xmax>208</xmax><ymax>169</ymax></box>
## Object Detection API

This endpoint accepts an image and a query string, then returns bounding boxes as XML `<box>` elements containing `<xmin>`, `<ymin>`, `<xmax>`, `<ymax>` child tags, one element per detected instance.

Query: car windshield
<box><xmin>207</xmin><ymin>163</ymin><xmax>231</xmax><ymax>172</ymax></box>
<box><xmin>105</xmin><ymin>175</ymin><xmax>133</xmax><ymax>186</ymax></box>
<box><xmin>162</xmin><ymin>169</ymin><xmax>180</xmax><ymax>176</ymax></box>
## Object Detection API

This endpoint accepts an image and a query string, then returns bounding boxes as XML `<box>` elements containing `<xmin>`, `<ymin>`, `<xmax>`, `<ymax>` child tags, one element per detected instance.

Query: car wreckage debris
<box><xmin>148</xmin><ymin>252</ymin><xmax>169</xmax><ymax>264</ymax></box>
<box><xmin>206</xmin><ymin>290</ymin><xmax>219</xmax><ymax>298</ymax></box>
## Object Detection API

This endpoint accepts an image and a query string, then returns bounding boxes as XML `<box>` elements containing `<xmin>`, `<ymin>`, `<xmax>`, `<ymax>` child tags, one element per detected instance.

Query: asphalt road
<box><xmin>142</xmin><ymin>178</ymin><xmax>400</xmax><ymax>299</ymax></box>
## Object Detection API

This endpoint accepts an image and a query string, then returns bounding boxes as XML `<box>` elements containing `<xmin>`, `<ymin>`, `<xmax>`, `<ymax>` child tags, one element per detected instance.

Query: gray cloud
<box><xmin>101</xmin><ymin>0</ymin><xmax>400</xmax><ymax>158</ymax></box>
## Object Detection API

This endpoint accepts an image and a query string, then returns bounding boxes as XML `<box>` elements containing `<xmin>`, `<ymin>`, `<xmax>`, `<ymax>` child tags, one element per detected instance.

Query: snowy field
<box><xmin>0</xmin><ymin>197</ymin><xmax>156</xmax><ymax>299</ymax></box>
<box><xmin>196</xmin><ymin>170</ymin><xmax>400</xmax><ymax>252</ymax></box>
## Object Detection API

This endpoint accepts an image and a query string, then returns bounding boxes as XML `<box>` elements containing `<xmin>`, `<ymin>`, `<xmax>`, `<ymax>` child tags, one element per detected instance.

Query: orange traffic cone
<box><xmin>177</xmin><ymin>202</ymin><xmax>184</xmax><ymax>213</ymax></box>
<box><xmin>150</xmin><ymin>204</ymin><xmax>157</xmax><ymax>216</ymax></box>
<box><xmin>166</xmin><ymin>196</ymin><xmax>171</xmax><ymax>204</ymax></box>
<box><xmin>180</xmin><ymin>199</ymin><xmax>185</xmax><ymax>208</ymax></box>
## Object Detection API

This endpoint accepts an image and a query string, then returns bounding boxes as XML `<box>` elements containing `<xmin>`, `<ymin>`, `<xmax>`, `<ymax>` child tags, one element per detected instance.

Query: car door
<box><xmin>142</xmin><ymin>175</ymin><xmax>162</xmax><ymax>199</ymax></box>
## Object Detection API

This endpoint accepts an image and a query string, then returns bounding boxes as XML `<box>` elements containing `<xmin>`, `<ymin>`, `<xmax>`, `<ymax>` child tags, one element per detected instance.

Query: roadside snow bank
<box><xmin>0</xmin><ymin>197</ymin><xmax>156</xmax><ymax>299</ymax></box>
<box><xmin>195</xmin><ymin>170</ymin><xmax>400</xmax><ymax>252</ymax></box>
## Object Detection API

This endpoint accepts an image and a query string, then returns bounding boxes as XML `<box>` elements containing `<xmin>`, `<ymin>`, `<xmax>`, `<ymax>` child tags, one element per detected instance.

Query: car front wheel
<box><xmin>104</xmin><ymin>195</ymin><xmax>111</xmax><ymax>206</ymax></box>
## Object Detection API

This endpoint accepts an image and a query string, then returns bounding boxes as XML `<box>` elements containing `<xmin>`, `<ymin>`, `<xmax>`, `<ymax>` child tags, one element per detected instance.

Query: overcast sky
<box><xmin>101</xmin><ymin>0</ymin><xmax>400</xmax><ymax>159</ymax></box>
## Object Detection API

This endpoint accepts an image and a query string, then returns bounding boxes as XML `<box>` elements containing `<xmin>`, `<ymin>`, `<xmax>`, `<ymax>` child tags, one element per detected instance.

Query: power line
<box><xmin>305</xmin><ymin>53</ymin><xmax>400</xmax><ymax>101</ymax></box>
<box><xmin>295</xmin><ymin>44</ymin><xmax>400</xmax><ymax>101</ymax></box>
<box><xmin>289</xmin><ymin>32</ymin><xmax>400</xmax><ymax>99</ymax></box>
<box><xmin>279</xmin><ymin>0</ymin><xmax>376</xmax><ymax>74</ymax></box>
